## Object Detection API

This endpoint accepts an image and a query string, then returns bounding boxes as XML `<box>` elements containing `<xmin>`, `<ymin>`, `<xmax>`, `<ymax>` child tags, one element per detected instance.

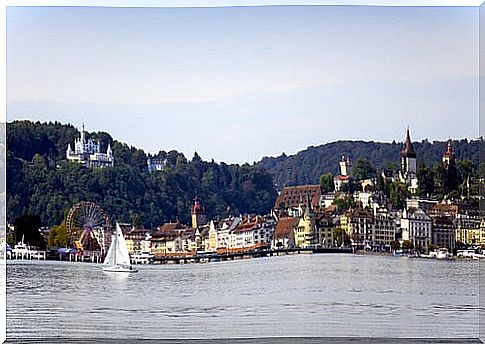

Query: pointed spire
<box><xmin>445</xmin><ymin>139</ymin><xmax>454</xmax><ymax>156</ymax></box>
<box><xmin>400</xmin><ymin>128</ymin><xmax>416</xmax><ymax>158</ymax></box>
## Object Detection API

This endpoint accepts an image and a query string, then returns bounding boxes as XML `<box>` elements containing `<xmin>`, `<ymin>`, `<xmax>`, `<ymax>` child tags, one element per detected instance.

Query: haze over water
<box><xmin>6</xmin><ymin>254</ymin><xmax>479</xmax><ymax>339</ymax></box>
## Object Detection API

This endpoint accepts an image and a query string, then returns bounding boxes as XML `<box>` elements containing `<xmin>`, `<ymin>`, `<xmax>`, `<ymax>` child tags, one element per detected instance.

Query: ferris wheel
<box><xmin>66</xmin><ymin>201</ymin><xmax>110</xmax><ymax>254</ymax></box>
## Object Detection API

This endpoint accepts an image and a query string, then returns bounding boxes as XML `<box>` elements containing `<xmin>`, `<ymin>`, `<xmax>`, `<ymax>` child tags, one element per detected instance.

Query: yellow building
<box><xmin>294</xmin><ymin>204</ymin><xmax>315</xmax><ymax>248</ymax></box>
<box><xmin>207</xmin><ymin>221</ymin><xmax>218</xmax><ymax>252</ymax></box>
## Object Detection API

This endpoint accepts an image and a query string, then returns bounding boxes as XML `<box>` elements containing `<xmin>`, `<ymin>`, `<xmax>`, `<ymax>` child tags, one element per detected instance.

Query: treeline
<box><xmin>7</xmin><ymin>120</ymin><xmax>277</xmax><ymax>228</ymax></box>
<box><xmin>256</xmin><ymin>139</ymin><xmax>481</xmax><ymax>188</ymax></box>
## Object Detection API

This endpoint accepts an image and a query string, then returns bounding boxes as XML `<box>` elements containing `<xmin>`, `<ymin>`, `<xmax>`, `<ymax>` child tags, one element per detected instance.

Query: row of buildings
<box><xmin>121</xmin><ymin>129</ymin><xmax>481</xmax><ymax>256</ymax></box>
<box><xmin>121</xmin><ymin>189</ymin><xmax>483</xmax><ymax>257</ymax></box>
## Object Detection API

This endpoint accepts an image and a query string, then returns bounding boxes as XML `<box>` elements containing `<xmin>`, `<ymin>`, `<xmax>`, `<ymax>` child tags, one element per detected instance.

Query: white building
<box><xmin>401</xmin><ymin>208</ymin><xmax>432</xmax><ymax>250</ymax></box>
<box><xmin>66</xmin><ymin>124</ymin><xmax>114</xmax><ymax>168</ymax></box>
<box><xmin>147</xmin><ymin>158</ymin><xmax>167</xmax><ymax>173</ymax></box>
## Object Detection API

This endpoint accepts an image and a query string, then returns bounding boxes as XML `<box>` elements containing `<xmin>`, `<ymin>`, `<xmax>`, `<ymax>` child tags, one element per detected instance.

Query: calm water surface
<box><xmin>6</xmin><ymin>254</ymin><xmax>480</xmax><ymax>339</ymax></box>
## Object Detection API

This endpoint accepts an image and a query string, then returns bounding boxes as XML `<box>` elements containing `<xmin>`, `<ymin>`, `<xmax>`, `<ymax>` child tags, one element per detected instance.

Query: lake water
<box><xmin>6</xmin><ymin>254</ymin><xmax>480</xmax><ymax>340</ymax></box>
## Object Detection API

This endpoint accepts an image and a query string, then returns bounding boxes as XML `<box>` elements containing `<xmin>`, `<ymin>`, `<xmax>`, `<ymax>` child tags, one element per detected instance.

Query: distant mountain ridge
<box><xmin>256</xmin><ymin>139</ymin><xmax>480</xmax><ymax>189</ymax></box>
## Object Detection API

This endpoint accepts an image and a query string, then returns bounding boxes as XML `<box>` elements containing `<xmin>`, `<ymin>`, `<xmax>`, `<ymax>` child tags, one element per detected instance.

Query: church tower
<box><xmin>442</xmin><ymin>140</ymin><xmax>458</xmax><ymax>194</ymax></box>
<box><xmin>339</xmin><ymin>156</ymin><xmax>352</xmax><ymax>176</ymax></box>
<box><xmin>400</xmin><ymin>128</ymin><xmax>417</xmax><ymax>182</ymax></box>
<box><xmin>191</xmin><ymin>195</ymin><xmax>206</xmax><ymax>229</ymax></box>
<box><xmin>442</xmin><ymin>140</ymin><xmax>456</xmax><ymax>168</ymax></box>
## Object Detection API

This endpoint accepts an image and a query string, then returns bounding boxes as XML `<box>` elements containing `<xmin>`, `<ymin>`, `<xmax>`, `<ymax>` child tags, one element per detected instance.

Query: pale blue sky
<box><xmin>7</xmin><ymin>6</ymin><xmax>479</xmax><ymax>163</ymax></box>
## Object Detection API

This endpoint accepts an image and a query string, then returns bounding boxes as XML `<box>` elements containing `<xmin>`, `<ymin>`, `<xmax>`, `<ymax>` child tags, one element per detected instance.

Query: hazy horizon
<box><xmin>7</xmin><ymin>5</ymin><xmax>479</xmax><ymax>164</ymax></box>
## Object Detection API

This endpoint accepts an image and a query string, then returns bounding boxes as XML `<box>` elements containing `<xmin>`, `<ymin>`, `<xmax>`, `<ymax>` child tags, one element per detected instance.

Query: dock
<box><xmin>151</xmin><ymin>247</ymin><xmax>353</xmax><ymax>264</ymax></box>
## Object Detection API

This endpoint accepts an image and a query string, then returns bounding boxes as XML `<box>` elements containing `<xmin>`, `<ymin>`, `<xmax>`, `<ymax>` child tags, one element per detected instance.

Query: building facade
<box><xmin>66</xmin><ymin>124</ymin><xmax>114</xmax><ymax>168</ymax></box>
<box><xmin>401</xmin><ymin>208</ymin><xmax>432</xmax><ymax>250</ymax></box>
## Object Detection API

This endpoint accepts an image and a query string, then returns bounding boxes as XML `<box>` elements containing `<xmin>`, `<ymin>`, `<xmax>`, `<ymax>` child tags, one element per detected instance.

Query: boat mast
<box><xmin>113</xmin><ymin>226</ymin><xmax>117</xmax><ymax>266</ymax></box>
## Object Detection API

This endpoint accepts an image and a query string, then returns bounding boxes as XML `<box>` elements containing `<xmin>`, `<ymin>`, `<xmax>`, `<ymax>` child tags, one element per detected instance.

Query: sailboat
<box><xmin>102</xmin><ymin>223</ymin><xmax>138</xmax><ymax>273</ymax></box>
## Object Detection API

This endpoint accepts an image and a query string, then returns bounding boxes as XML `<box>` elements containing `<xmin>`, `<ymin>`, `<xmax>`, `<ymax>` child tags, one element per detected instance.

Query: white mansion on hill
<box><xmin>66</xmin><ymin>124</ymin><xmax>114</xmax><ymax>168</ymax></box>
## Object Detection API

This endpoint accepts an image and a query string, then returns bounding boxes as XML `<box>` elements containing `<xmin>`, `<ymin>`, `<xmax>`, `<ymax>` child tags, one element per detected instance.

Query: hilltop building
<box><xmin>147</xmin><ymin>157</ymin><xmax>167</xmax><ymax>173</ymax></box>
<box><xmin>399</xmin><ymin>128</ymin><xmax>418</xmax><ymax>194</ymax></box>
<box><xmin>334</xmin><ymin>156</ymin><xmax>352</xmax><ymax>192</ymax></box>
<box><xmin>66</xmin><ymin>124</ymin><xmax>114</xmax><ymax>168</ymax></box>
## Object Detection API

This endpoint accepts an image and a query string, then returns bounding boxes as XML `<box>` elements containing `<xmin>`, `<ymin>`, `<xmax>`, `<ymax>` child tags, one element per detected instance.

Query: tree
<box><xmin>13</xmin><ymin>214</ymin><xmax>45</xmax><ymax>249</ymax></box>
<box><xmin>416</xmin><ymin>161</ymin><xmax>434</xmax><ymax>196</ymax></box>
<box><xmin>389</xmin><ymin>181</ymin><xmax>408</xmax><ymax>210</ymax></box>
<box><xmin>319</xmin><ymin>173</ymin><xmax>334</xmax><ymax>193</ymax></box>
<box><xmin>457</xmin><ymin>159</ymin><xmax>474</xmax><ymax>197</ymax></box>
<box><xmin>333</xmin><ymin>196</ymin><xmax>354</xmax><ymax>211</ymax></box>
<box><xmin>333</xmin><ymin>227</ymin><xmax>351</xmax><ymax>247</ymax></box>
<box><xmin>47</xmin><ymin>221</ymin><xmax>69</xmax><ymax>248</ymax></box>
<box><xmin>340</xmin><ymin>180</ymin><xmax>360</xmax><ymax>194</ymax></box>
<box><xmin>351</xmin><ymin>158</ymin><xmax>376</xmax><ymax>181</ymax></box>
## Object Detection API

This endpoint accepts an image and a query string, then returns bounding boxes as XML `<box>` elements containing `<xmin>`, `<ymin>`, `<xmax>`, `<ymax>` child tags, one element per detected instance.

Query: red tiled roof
<box><xmin>275</xmin><ymin>185</ymin><xmax>322</xmax><ymax>209</ymax></box>
<box><xmin>275</xmin><ymin>217</ymin><xmax>299</xmax><ymax>239</ymax></box>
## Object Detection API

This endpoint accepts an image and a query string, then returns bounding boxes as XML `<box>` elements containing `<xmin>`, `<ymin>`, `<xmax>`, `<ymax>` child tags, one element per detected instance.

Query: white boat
<box><xmin>12</xmin><ymin>236</ymin><xmax>31</xmax><ymax>258</ymax></box>
<box><xmin>436</xmin><ymin>248</ymin><xmax>451</xmax><ymax>260</ymax></box>
<box><xmin>103</xmin><ymin>223</ymin><xmax>138</xmax><ymax>273</ymax></box>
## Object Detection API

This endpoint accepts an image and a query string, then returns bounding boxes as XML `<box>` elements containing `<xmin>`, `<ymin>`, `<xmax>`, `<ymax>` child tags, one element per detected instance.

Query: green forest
<box><xmin>257</xmin><ymin>139</ymin><xmax>481</xmax><ymax>188</ymax></box>
<box><xmin>7</xmin><ymin>121</ymin><xmax>277</xmax><ymax>228</ymax></box>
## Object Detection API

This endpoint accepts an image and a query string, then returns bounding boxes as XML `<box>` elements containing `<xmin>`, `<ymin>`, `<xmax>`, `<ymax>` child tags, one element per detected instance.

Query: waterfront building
<box><xmin>315</xmin><ymin>212</ymin><xmax>334</xmax><ymax>247</ymax></box>
<box><xmin>179</xmin><ymin>228</ymin><xmax>198</xmax><ymax>253</ymax></box>
<box><xmin>66</xmin><ymin>124</ymin><xmax>114</xmax><ymax>168</ymax></box>
<box><xmin>399</xmin><ymin>128</ymin><xmax>418</xmax><ymax>194</ymax></box>
<box><xmin>191</xmin><ymin>195</ymin><xmax>207</xmax><ymax>229</ymax></box>
<box><xmin>273</xmin><ymin>217</ymin><xmax>298</xmax><ymax>249</ymax></box>
<box><xmin>218</xmin><ymin>216</ymin><xmax>242</xmax><ymax>251</ymax></box>
<box><xmin>232</xmin><ymin>217</ymin><xmax>257</xmax><ymax>249</ymax></box>
<box><xmin>341</xmin><ymin>208</ymin><xmax>374</xmax><ymax>247</ymax></box>
<box><xmin>225</xmin><ymin>215</ymin><xmax>275</xmax><ymax>250</ymax></box>
<box><xmin>295</xmin><ymin>202</ymin><xmax>316</xmax><ymax>248</ymax></box>
<box><xmin>373</xmin><ymin>207</ymin><xmax>396</xmax><ymax>247</ymax></box>
<box><xmin>207</xmin><ymin>221</ymin><xmax>218</xmax><ymax>252</ymax></box>
<box><xmin>147</xmin><ymin>157</ymin><xmax>167</xmax><ymax>173</ymax></box>
<box><xmin>400</xmin><ymin>208</ymin><xmax>432</xmax><ymax>250</ymax></box>
<box><xmin>150</xmin><ymin>222</ymin><xmax>187</xmax><ymax>256</ymax></box>
<box><xmin>428</xmin><ymin>202</ymin><xmax>480</xmax><ymax>245</ymax></box>
<box><xmin>124</xmin><ymin>228</ymin><xmax>151</xmax><ymax>254</ymax></box>
<box><xmin>431</xmin><ymin>216</ymin><xmax>456</xmax><ymax>251</ymax></box>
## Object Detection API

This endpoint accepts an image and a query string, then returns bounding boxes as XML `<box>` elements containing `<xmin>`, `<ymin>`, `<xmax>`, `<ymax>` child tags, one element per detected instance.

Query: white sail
<box><xmin>102</xmin><ymin>234</ymin><xmax>116</xmax><ymax>267</ymax></box>
<box><xmin>102</xmin><ymin>223</ymin><xmax>137</xmax><ymax>273</ymax></box>
<box><xmin>114</xmin><ymin>223</ymin><xmax>131</xmax><ymax>266</ymax></box>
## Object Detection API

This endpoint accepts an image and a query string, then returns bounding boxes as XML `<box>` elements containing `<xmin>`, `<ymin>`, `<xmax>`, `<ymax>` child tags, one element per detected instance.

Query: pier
<box><xmin>151</xmin><ymin>247</ymin><xmax>353</xmax><ymax>264</ymax></box>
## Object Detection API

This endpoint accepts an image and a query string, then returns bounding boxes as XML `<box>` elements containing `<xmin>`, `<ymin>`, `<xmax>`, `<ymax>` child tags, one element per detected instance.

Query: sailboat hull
<box><xmin>103</xmin><ymin>265</ymin><xmax>138</xmax><ymax>273</ymax></box>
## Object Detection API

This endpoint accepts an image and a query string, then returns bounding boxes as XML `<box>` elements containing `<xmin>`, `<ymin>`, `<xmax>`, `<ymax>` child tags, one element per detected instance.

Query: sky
<box><xmin>6</xmin><ymin>5</ymin><xmax>479</xmax><ymax>164</ymax></box>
